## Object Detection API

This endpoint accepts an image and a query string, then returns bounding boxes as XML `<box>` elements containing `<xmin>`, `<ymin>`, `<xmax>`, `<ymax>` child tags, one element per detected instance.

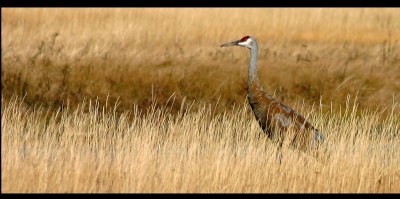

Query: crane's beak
<box><xmin>220</xmin><ymin>40</ymin><xmax>240</xmax><ymax>47</ymax></box>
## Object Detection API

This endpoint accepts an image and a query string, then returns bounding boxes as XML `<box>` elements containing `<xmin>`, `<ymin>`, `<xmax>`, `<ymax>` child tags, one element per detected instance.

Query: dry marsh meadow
<box><xmin>2</xmin><ymin>96</ymin><xmax>400</xmax><ymax>193</ymax></box>
<box><xmin>1</xmin><ymin>8</ymin><xmax>400</xmax><ymax>193</ymax></box>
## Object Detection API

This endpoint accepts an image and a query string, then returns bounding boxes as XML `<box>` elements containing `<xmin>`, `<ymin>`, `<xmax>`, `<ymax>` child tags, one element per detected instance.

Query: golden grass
<box><xmin>2</xmin><ymin>8</ymin><xmax>400</xmax><ymax>114</ymax></box>
<box><xmin>1</xmin><ymin>8</ymin><xmax>400</xmax><ymax>193</ymax></box>
<box><xmin>2</xmin><ymin>96</ymin><xmax>399</xmax><ymax>193</ymax></box>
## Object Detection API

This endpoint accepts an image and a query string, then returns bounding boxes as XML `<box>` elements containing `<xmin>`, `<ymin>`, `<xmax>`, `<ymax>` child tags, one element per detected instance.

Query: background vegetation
<box><xmin>2</xmin><ymin>8</ymin><xmax>400</xmax><ymax>114</ymax></box>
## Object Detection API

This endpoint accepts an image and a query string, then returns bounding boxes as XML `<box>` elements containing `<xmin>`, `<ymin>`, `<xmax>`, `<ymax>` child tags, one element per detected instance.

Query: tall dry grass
<box><xmin>2</xmin><ymin>8</ymin><xmax>400</xmax><ymax>114</ymax></box>
<box><xmin>2</xmin><ymin>96</ymin><xmax>399</xmax><ymax>193</ymax></box>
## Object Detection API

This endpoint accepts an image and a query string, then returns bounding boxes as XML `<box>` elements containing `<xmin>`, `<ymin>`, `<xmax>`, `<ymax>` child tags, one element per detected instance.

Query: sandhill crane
<box><xmin>221</xmin><ymin>36</ymin><xmax>325</xmax><ymax>152</ymax></box>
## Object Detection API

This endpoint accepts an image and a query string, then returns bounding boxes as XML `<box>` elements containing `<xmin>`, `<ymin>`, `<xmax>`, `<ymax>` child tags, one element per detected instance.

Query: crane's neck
<box><xmin>248</xmin><ymin>42</ymin><xmax>260</xmax><ymax>87</ymax></box>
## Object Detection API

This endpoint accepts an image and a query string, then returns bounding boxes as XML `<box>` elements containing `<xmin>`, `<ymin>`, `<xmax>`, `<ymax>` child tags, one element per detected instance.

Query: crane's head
<box><xmin>220</xmin><ymin>36</ymin><xmax>255</xmax><ymax>49</ymax></box>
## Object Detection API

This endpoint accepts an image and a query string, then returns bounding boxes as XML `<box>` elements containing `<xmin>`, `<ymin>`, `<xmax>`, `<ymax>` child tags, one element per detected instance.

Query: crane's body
<box><xmin>221</xmin><ymin>36</ymin><xmax>325</xmax><ymax>150</ymax></box>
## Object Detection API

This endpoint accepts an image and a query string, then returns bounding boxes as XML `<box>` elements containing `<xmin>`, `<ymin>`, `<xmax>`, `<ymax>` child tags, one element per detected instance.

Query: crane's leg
<box><xmin>311</xmin><ymin>131</ymin><xmax>325</xmax><ymax>149</ymax></box>
<box><xmin>276</xmin><ymin>141</ymin><xmax>283</xmax><ymax>164</ymax></box>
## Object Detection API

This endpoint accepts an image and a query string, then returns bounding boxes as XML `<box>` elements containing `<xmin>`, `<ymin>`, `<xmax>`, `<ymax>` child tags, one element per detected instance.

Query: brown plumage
<box><xmin>221</xmin><ymin>36</ymin><xmax>325</xmax><ymax>151</ymax></box>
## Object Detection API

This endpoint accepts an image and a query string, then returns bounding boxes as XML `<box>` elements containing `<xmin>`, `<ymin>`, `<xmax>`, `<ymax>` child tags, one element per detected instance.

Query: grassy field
<box><xmin>2</xmin><ymin>96</ymin><xmax>399</xmax><ymax>193</ymax></box>
<box><xmin>1</xmin><ymin>8</ymin><xmax>400</xmax><ymax>193</ymax></box>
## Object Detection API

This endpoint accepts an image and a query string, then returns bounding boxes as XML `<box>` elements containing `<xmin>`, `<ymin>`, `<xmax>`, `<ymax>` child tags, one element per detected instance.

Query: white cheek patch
<box><xmin>239</xmin><ymin>38</ymin><xmax>253</xmax><ymax>47</ymax></box>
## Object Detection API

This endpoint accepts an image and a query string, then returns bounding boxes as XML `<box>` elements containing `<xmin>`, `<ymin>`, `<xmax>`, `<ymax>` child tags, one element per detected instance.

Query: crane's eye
<box><xmin>240</xmin><ymin>36</ymin><xmax>250</xmax><ymax>42</ymax></box>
